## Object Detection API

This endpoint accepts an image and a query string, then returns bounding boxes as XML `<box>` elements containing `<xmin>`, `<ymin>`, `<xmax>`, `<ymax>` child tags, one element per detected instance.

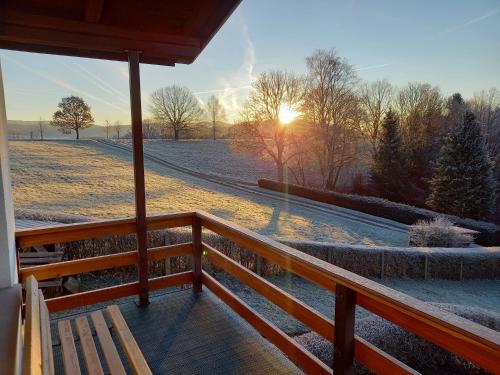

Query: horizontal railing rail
<box><xmin>15</xmin><ymin>210</ymin><xmax>500</xmax><ymax>374</ymax></box>
<box><xmin>15</xmin><ymin>211</ymin><xmax>194</xmax><ymax>248</ymax></box>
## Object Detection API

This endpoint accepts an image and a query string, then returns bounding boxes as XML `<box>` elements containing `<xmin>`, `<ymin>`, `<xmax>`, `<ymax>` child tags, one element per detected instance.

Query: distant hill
<box><xmin>7</xmin><ymin>119</ymin><xmax>234</xmax><ymax>140</ymax></box>
<box><xmin>7</xmin><ymin>120</ymin><xmax>130</xmax><ymax>139</ymax></box>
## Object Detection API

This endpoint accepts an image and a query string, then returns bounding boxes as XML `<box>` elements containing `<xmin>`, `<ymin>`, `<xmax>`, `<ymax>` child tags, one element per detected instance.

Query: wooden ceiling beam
<box><xmin>0</xmin><ymin>40</ymin><xmax>176</xmax><ymax>66</ymax></box>
<box><xmin>85</xmin><ymin>0</ymin><xmax>105</xmax><ymax>23</ymax></box>
<box><xmin>2</xmin><ymin>10</ymin><xmax>201</xmax><ymax>47</ymax></box>
<box><xmin>0</xmin><ymin>23</ymin><xmax>198</xmax><ymax>64</ymax></box>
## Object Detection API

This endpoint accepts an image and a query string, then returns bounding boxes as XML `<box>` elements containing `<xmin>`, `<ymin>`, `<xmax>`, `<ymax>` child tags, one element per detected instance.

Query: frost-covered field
<box><xmin>140</xmin><ymin>139</ymin><xmax>277</xmax><ymax>183</ymax></box>
<box><xmin>9</xmin><ymin>140</ymin><xmax>408</xmax><ymax>245</ymax></box>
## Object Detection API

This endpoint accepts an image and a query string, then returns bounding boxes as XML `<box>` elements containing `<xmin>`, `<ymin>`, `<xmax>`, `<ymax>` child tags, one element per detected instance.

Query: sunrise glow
<box><xmin>278</xmin><ymin>104</ymin><xmax>300</xmax><ymax>124</ymax></box>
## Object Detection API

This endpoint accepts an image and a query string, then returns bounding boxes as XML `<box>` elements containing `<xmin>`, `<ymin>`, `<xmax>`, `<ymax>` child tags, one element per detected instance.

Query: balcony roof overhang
<box><xmin>0</xmin><ymin>0</ymin><xmax>241</xmax><ymax>66</ymax></box>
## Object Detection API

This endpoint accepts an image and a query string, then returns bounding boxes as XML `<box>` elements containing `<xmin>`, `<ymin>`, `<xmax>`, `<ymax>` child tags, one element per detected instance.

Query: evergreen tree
<box><xmin>370</xmin><ymin>109</ymin><xmax>407</xmax><ymax>202</ymax></box>
<box><xmin>427</xmin><ymin>111</ymin><xmax>497</xmax><ymax>219</ymax></box>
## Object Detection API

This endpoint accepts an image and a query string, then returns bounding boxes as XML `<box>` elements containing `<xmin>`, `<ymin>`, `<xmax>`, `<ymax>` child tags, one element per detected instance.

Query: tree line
<box><xmin>232</xmin><ymin>48</ymin><xmax>499</xmax><ymax>221</ymax></box>
<box><xmin>49</xmin><ymin>88</ymin><xmax>227</xmax><ymax>141</ymax></box>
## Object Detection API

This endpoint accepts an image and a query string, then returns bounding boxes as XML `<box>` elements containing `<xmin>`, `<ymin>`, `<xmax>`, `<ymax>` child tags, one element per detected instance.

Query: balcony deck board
<box><xmin>49</xmin><ymin>288</ymin><xmax>303</xmax><ymax>374</ymax></box>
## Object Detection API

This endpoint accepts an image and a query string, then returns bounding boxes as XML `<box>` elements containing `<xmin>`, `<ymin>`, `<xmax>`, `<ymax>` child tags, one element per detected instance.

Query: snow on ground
<box><xmin>140</xmin><ymin>139</ymin><xmax>277</xmax><ymax>183</ymax></box>
<box><xmin>9</xmin><ymin>140</ymin><xmax>409</xmax><ymax>245</ymax></box>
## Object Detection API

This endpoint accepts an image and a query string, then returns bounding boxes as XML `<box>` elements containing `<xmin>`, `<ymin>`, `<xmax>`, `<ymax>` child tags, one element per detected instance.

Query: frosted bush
<box><xmin>409</xmin><ymin>217</ymin><xmax>473</xmax><ymax>247</ymax></box>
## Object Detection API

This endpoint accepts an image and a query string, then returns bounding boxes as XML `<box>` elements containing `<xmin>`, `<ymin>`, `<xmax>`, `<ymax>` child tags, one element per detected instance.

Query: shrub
<box><xmin>409</xmin><ymin>217</ymin><xmax>473</xmax><ymax>247</ymax></box>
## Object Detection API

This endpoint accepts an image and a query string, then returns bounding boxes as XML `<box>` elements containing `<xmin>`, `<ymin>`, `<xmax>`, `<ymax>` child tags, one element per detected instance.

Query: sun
<box><xmin>278</xmin><ymin>104</ymin><xmax>300</xmax><ymax>124</ymax></box>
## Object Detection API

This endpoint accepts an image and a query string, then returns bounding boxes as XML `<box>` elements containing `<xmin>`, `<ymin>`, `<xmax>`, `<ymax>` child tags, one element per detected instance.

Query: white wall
<box><xmin>0</xmin><ymin>60</ymin><xmax>17</xmax><ymax>287</ymax></box>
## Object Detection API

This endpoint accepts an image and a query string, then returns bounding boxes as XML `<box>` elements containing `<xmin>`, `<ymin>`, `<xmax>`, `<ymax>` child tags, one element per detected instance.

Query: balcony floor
<box><xmin>49</xmin><ymin>288</ymin><xmax>303</xmax><ymax>374</ymax></box>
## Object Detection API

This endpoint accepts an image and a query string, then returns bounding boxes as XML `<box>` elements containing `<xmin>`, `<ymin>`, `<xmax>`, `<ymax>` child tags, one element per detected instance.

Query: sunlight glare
<box><xmin>278</xmin><ymin>104</ymin><xmax>300</xmax><ymax>124</ymax></box>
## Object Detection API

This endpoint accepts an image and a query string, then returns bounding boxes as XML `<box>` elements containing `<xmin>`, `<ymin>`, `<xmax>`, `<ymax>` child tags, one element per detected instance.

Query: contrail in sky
<box><xmin>444</xmin><ymin>8</ymin><xmax>500</xmax><ymax>33</ymax></box>
<box><xmin>355</xmin><ymin>63</ymin><xmax>390</xmax><ymax>71</ymax></box>
<box><xmin>70</xmin><ymin>61</ymin><xmax>129</xmax><ymax>104</ymax></box>
<box><xmin>1</xmin><ymin>54</ymin><xmax>128</xmax><ymax>112</ymax></box>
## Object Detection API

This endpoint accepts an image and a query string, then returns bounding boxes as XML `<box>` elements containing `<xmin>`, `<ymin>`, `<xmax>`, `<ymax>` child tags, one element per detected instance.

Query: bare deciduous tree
<box><xmin>206</xmin><ymin>95</ymin><xmax>225</xmax><ymax>140</ymax></box>
<box><xmin>234</xmin><ymin>70</ymin><xmax>303</xmax><ymax>182</ymax></box>
<box><xmin>114</xmin><ymin>120</ymin><xmax>122</xmax><ymax>139</ymax></box>
<box><xmin>359</xmin><ymin>79</ymin><xmax>393</xmax><ymax>150</ymax></box>
<box><xmin>143</xmin><ymin>118</ymin><xmax>162</xmax><ymax>139</ymax></box>
<box><xmin>303</xmin><ymin>48</ymin><xmax>362</xmax><ymax>191</ymax></box>
<box><xmin>38</xmin><ymin>117</ymin><xmax>45</xmax><ymax>140</ymax></box>
<box><xmin>468</xmin><ymin>88</ymin><xmax>500</xmax><ymax>170</ymax></box>
<box><xmin>150</xmin><ymin>85</ymin><xmax>203</xmax><ymax>140</ymax></box>
<box><xmin>104</xmin><ymin>120</ymin><xmax>112</xmax><ymax>139</ymax></box>
<box><xmin>51</xmin><ymin>96</ymin><xmax>94</xmax><ymax>140</ymax></box>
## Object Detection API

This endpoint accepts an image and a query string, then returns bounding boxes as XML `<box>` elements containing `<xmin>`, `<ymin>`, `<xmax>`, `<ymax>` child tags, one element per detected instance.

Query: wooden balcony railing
<box><xmin>16</xmin><ymin>211</ymin><xmax>500</xmax><ymax>374</ymax></box>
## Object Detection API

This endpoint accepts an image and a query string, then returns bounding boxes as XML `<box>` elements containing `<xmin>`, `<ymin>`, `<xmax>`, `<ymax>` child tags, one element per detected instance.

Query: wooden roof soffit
<box><xmin>0</xmin><ymin>0</ymin><xmax>241</xmax><ymax>66</ymax></box>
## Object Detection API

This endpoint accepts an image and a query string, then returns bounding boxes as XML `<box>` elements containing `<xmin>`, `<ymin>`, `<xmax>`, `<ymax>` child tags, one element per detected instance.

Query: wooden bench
<box><xmin>20</xmin><ymin>247</ymin><xmax>64</xmax><ymax>289</ymax></box>
<box><xmin>22</xmin><ymin>275</ymin><xmax>152</xmax><ymax>375</ymax></box>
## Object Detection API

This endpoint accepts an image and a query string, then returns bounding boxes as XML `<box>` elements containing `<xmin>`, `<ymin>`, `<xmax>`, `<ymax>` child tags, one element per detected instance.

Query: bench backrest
<box><xmin>23</xmin><ymin>276</ymin><xmax>54</xmax><ymax>375</ymax></box>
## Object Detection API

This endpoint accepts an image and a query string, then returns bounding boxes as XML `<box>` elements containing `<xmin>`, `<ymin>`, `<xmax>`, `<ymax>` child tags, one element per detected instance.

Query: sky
<box><xmin>1</xmin><ymin>0</ymin><xmax>499</xmax><ymax>124</ymax></box>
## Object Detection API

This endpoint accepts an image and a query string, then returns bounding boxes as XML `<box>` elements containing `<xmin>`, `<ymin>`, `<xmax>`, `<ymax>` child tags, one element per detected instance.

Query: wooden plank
<box><xmin>20</xmin><ymin>251</ymin><xmax>139</xmax><ymax>282</ymax></box>
<box><xmin>39</xmin><ymin>292</ymin><xmax>55</xmax><ymax>375</ymax></box>
<box><xmin>57</xmin><ymin>320</ymin><xmax>81</xmax><ymax>375</ymax></box>
<box><xmin>107</xmin><ymin>305</ymin><xmax>152</xmax><ymax>375</ymax></box>
<box><xmin>148</xmin><ymin>271</ymin><xmax>194</xmax><ymax>291</ymax></box>
<box><xmin>354</xmin><ymin>337</ymin><xmax>419</xmax><ymax>375</ymax></box>
<box><xmin>146</xmin><ymin>212</ymin><xmax>194</xmax><ymax>231</ymax></box>
<box><xmin>90</xmin><ymin>310</ymin><xmax>126</xmax><ymax>375</ymax></box>
<box><xmin>75</xmin><ymin>316</ymin><xmax>104</xmax><ymax>375</ymax></box>
<box><xmin>46</xmin><ymin>282</ymin><xmax>139</xmax><ymax>313</ymax></box>
<box><xmin>44</xmin><ymin>272</ymin><xmax>192</xmax><ymax>313</ymax></box>
<box><xmin>20</xmin><ymin>257</ymin><xmax>61</xmax><ymax>266</ymax></box>
<box><xmin>85</xmin><ymin>0</ymin><xmax>105</xmax><ymax>23</ymax></box>
<box><xmin>197</xmin><ymin>211</ymin><xmax>500</xmax><ymax>373</ymax></box>
<box><xmin>2</xmin><ymin>10</ymin><xmax>201</xmax><ymax>47</ymax></box>
<box><xmin>15</xmin><ymin>212</ymin><xmax>195</xmax><ymax>248</ymax></box>
<box><xmin>23</xmin><ymin>275</ymin><xmax>42</xmax><ymax>375</ymax></box>
<box><xmin>38</xmin><ymin>280</ymin><xmax>63</xmax><ymax>288</ymax></box>
<box><xmin>202</xmin><ymin>271</ymin><xmax>331</xmax><ymax>375</ymax></box>
<box><xmin>20</xmin><ymin>243</ymin><xmax>192</xmax><ymax>282</ymax></box>
<box><xmin>204</xmin><ymin>243</ymin><xmax>334</xmax><ymax>341</ymax></box>
<box><xmin>20</xmin><ymin>252</ymin><xmax>63</xmax><ymax>257</ymax></box>
<box><xmin>334</xmin><ymin>285</ymin><xmax>356</xmax><ymax>375</ymax></box>
<box><xmin>192</xmin><ymin>217</ymin><xmax>202</xmax><ymax>293</ymax></box>
<box><xmin>148</xmin><ymin>242</ymin><xmax>192</xmax><ymax>262</ymax></box>
<box><xmin>16</xmin><ymin>217</ymin><xmax>137</xmax><ymax>248</ymax></box>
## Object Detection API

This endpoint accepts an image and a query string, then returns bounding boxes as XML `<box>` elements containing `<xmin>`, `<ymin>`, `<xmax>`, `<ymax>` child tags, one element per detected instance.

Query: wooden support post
<box><xmin>334</xmin><ymin>285</ymin><xmax>356</xmax><ymax>375</ymax></box>
<box><xmin>192</xmin><ymin>216</ymin><xmax>202</xmax><ymax>293</ymax></box>
<box><xmin>128</xmin><ymin>50</ymin><xmax>149</xmax><ymax>306</ymax></box>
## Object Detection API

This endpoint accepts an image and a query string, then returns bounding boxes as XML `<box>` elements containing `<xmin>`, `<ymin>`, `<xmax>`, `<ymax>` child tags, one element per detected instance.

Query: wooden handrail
<box><xmin>45</xmin><ymin>272</ymin><xmax>193</xmax><ymax>313</ymax></box>
<box><xmin>14</xmin><ymin>210</ymin><xmax>500</xmax><ymax>373</ymax></box>
<box><xmin>196</xmin><ymin>211</ymin><xmax>500</xmax><ymax>373</ymax></box>
<box><xmin>15</xmin><ymin>211</ymin><xmax>194</xmax><ymax>248</ymax></box>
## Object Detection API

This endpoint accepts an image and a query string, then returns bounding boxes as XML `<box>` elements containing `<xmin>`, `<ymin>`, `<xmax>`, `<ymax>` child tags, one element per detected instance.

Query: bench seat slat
<box><xmin>90</xmin><ymin>310</ymin><xmax>127</xmax><ymax>375</ymax></box>
<box><xmin>107</xmin><ymin>305</ymin><xmax>152</xmax><ymax>375</ymax></box>
<box><xmin>23</xmin><ymin>276</ymin><xmax>42</xmax><ymax>375</ymax></box>
<box><xmin>57</xmin><ymin>320</ymin><xmax>81</xmax><ymax>375</ymax></box>
<box><xmin>39</xmin><ymin>292</ymin><xmax>54</xmax><ymax>375</ymax></box>
<box><xmin>75</xmin><ymin>316</ymin><xmax>104</xmax><ymax>375</ymax></box>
